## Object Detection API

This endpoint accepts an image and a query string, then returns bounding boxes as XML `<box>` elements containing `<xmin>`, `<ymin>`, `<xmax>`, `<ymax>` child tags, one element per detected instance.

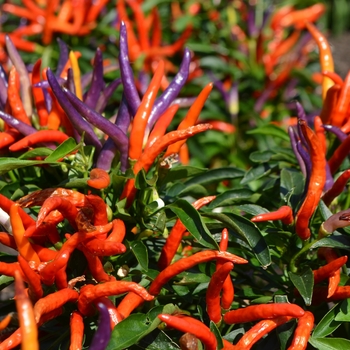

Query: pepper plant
<box><xmin>1</xmin><ymin>1</ymin><xmax>350</xmax><ymax>350</ymax></box>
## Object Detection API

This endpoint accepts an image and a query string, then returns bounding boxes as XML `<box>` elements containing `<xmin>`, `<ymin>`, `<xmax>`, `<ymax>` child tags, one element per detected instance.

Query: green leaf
<box><xmin>44</xmin><ymin>137</ymin><xmax>78</xmax><ymax>162</ymax></box>
<box><xmin>249</xmin><ymin>150</ymin><xmax>275</xmax><ymax>163</ymax></box>
<box><xmin>167</xmin><ymin>200</ymin><xmax>218</xmax><ymax>249</ymax></box>
<box><xmin>288</xmin><ymin>268</ymin><xmax>314</xmax><ymax>305</ymax></box>
<box><xmin>247</xmin><ymin>124</ymin><xmax>290</xmax><ymax>141</ymax></box>
<box><xmin>280</xmin><ymin>168</ymin><xmax>305</xmax><ymax>207</ymax></box>
<box><xmin>236</xmin><ymin>204</ymin><xmax>269</xmax><ymax>216</ymax></box>
<box><xmin>335</xmin><ymin>299</ymin><xmax>350</xmax><ymax>322</ymax></box>
<box><xmin>203</xmin><ymin>212</ymin><xmax>271</xmax><ymax>267</ymax></box>
<box><xmin>160</xmin><ymin>165</ymin><xmax>206</xmax><ymax>184</ymax></box>
<box><xmin>106</xmin><ymin>304</ymin><xmax>176</xmax><ymax>350</ymax></box>
<box><xmin>208</xmin><ymin>189</ymin><xmax>254</xmax><ymax>208</ymax></box>
<box><xmin>129</xmin><ymin>240</ymin><xmax>149</xmax><ymax>272</ymax></box>
<box><xmin>312</xmin><ymin>303</ymin><xmax>343</xmax><ymax>338</ymax></box>
<box><xmin>311</xmin><ymin>236</ymin><xmax>350</xmax><ymax>250</ymax></box>
<box><xmin>183</xmin><ymin>167</ymin><xmax>245</xmax><ymax>187</ymax></box>
<box><xmin>19</xmin><ymin>147</ymin><xmax>53</xmax><ymax>159</ymax></box>
<box><xmin>210</xmin><ymin>321</ymin><xmax>223</xmax><ymax>350</ymax></box>
<box><xmin>0</xmin><ymin>158</ymin><xmax>46</xmax><ymax>175</ymax></box>
<box><xmin>277</xmin><ymin>319</ymin><xmax>296</xmax><ymax>350</ymax></box>
<box><xmin>240</xmin><ymin>163</ymin><xmax>272</xmax><ymax>185</ymax></box>
<box><xmin>309</xmin><ymin>337</ymin><xmax>350</xmax><ymax>350</ymax></box>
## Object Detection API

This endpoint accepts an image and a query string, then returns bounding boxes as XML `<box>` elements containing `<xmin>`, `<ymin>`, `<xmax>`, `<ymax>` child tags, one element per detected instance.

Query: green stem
<box><xmin>289</xmin><ymin>237</ymin><xmax>322</xmax><ymax>273</ymax></box>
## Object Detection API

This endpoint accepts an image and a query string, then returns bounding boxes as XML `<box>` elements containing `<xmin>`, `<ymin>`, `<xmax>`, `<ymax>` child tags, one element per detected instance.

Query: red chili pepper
<box><xmin>129</xmin><ymin>60</ymin><xmax>165</xmax><ymax>160</ymax></box>
<box><xmin>55</xmin><ymin>267</ymin><xmax>68</xmax><ymax>290</ymax></box>
<box><xmin>163</xmin><ymin>83</ymin><xmax>213</xmax><ymax>158</ymax></box>
<box><xmin>33</xmin><ymin>288</ymin><xmax>79</xmax><ymax>323</ymax></box>
<box><xmin>82</xmin><ymin>238</ymin><xmax>126</xmax><ymax>257</ymax></box>
<box><xmin>32</xmin><ymin>243</ymin><xmax>58</xmax><ymax>262</ymax></box>
<box><xmin>37</xmin><ymin>196</ymin><xmax>78</xmax><ymax>229</ymax></box>
<box><xmin>305</xmin><ymin>21</ymin><xmax>334</xmax><ymax>100</ymax></box>
<box><xmin>224</xmin><ymin>303</ymin><xmax>304</xmax><ymax>324</ymax></box>
<box><xmin>322</xmin><ymin>71</ymin><xmax>343</xmax><ymax>86</ymax></box>
<box><xmin>235</xmin><ymin>316</ymin><xmax>292</xmax><ymax>349</ymax></box>
<box><xmin>0</xmin><ymin>261</ymin><xmax>25</xmax><ymax>278</ymax></box>
<box><xmin>39</xmin><ymin>249</ymin><xmax>70</xmax><ymax>286</ymax></box>
<box><xmin>9</xmin><ymin>130</ymin><xmax>70</xmax><ymax>152</ymax></box>
<box><xmin>17</xmin><ymin>255</ymin><xmax>43</xmax><ymax>302</ymax></box>
<box><xmin>295</xmin><ymin>120</ymin><xmax>326</xmax><ymax>240</ymax></box>
<box><xmin>206</xmin><ymin>261</ymin><xmax>234</xmax><ymax>324</ymax></box>
<box><xmin>319</xmin><ymin>84</ymin><xmax>341</xmax><ymax>124</ymax></box>
<box><xmin>328</xmin><ymin>134</ymin><xmax>350</xmax><ymax>174</ymax></box>
<box><xmin>280</xmin><ymin>4</ymin><xmax>325</xmax><ymax>29</ymax></box>
<box><xmin>77</xmin><ymin>281</ymin><xmax>154</xmax><ymax>316</ymax></box>
<box><xmin>0</xmin><ymin>231</ymin><xmax>17</xmax><ymax>250</ymax></box>
<box><xmin>0</xmin><ymin>130</ymin><xmax>20</xmax><ymax>149</ymax></box>
<box><xmin>158</xmin><ymin>196</ymin><xmax>216</xmax><ymax>270</ymax></box>
<box><xmin>32</xmin><ymin>59</ymin><xmax>49</xmax><ymax>127</ymax></box>
<box><xmin>85</xmin><ymin>194</ymin><xmax>108</xmax><ymax>226</ymax></box>
<box><xmin>106</xmin><ymin>219</ymin><xmax>126</xmax><ymax>243</ymax></box>
<box><xmin>150</xmin><ymin>250</ymin><xmax>247</xmax><ymax>296</ymax></box>
<box><xmin>251</xmin><ymin>205</ymin><xmax>294</xmax><ymax>225</ymax></box>
<box><xmin>69</xmin><ymin>311</ymin><xmax>84</xmax><ymax>350</ymax></box>
<box><xmin>322</xmin><ymin>169</ymin><xmax>350</xmax><ymax>206</ymax></box>
<box><xmin>314</xmin><ymin>116</ymin><xmax>327</xmax><ymax>155</ymax></box>
<box><xmin>270</xmin><ymin>5</ymin><xmax>294</xmax><ymax>31</ymax></box>
<box><xmin>330</xmin><ymin>71</ymin><xmax>350</xmax><ymax>127</ymax></box>
<box><xmin>158</xmin><ymin>314</ymin><xmax>217</xmax><ymax>350</ymax></box>
<box><xmin>145</xmin><ymin>104</ymin><xmax>179</xmax><ymax>149</ymax></box>
<box><xmin>314</xmin><ymin>255</ymin><xmax>347</xmax><ymax>285</ymax></box>
<box><xmin>199</xmin><ymin>120</ymin><xmax>236</xmax><ymax>133</ymax></box>
<box><xmin>87</xmin><ymin>168</ymin><xmax>111</xmax><ymax>190</ymax></box>
<box><xmin>7</xmin><ymin>66</ymin><xmax>31</xmax><ymax>125</ymax></box>
<box><xmin>217</xmin><ymin>228</ymin><xmax>234</xmax><ymax>310</ymax></box>
<box><xmin>25</xmin><ymin>223</ymin><xmax>61</xmax><ymax>245</ymax></box>
<box><xmin>318</xmin><ymin>248</ymin><xmax>341</xmax><ymax>298</ymax></box>
<box><xmin>93</xmin><ymin>297</ymin><xmax>124</xmax><ymax>330</ymax></box>
<box><xmin>121</xmin><ymin>123</ymin><xmax>213</xmax><ymax>205</ymax></box>
<box><xmin>287</xmin><ymin>311</ymin><xmax>314</xmax><ymax>350</ymax></box>
<box><xmin>14</xmin><ymin>270</ymin><xmax>39</xmax><ymax>350</ymax></box>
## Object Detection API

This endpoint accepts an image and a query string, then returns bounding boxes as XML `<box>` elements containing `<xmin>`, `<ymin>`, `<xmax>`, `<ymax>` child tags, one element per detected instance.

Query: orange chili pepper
<box><xmin>129</xmin><ymin>60</ymin><xmax>165</xmax><ymax>160</ymax></box>
<box><xmin>69</xmin><ymin>311</ymin><xmax>84</xmax><ymax>350</ymax></box>
<box><xmin>7</xmin><ymin>67</ymin><xmax>31</xmax><ymax>125</ymax></box>
<box><xmin>163</xmin><ymin>82</ymin><xmax>213</xmax><ymax>158</ymax></box>
<box><xmin>87</xmin><ymin>168</ymin><xmax>111</xmax><ymax>190</ymax></box>
<box><xmin>305</xmin><ymin>22</ymin><xmax>334</xmax><ymax>100</ymax></box>
<box><xmin>9</xmin><ymin>130</ymin><xmax>69</xmax><ymax>152</ymax></box>
<box><xmin>295</xmin><ymin>120</ymin><xmax>326</xmax><ymax>240</ymax></box>
<box><xmin>14</xmin><ymin>270</ymin><xmax>39</xmax><ymax>350</ymax></box>
<box><xmin>10</xmin><ymin>204</ymin><xmax>40</xmax><ymax>264</ymax></box>
<box><xmin>0</xmin><ymin>313</ymin><xmax>12</xmax><ymax>331</ymax></box>
<box><xmin>31</xmin><ymin>59</ymin><xmax>49</xmax><ymax>127</ymax></box>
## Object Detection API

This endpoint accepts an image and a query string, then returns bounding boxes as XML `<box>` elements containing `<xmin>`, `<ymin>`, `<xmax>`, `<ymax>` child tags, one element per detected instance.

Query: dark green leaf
<box><xmin>0</xmin><ymin>158</ymin><xmax>45</xmax><ymax>175</ymax></box>
<box><xmin>247</xmin><ymin>124</ymin><xmax>290</xmax><ymax>141</ymax></box>
<box><xmin>129</xmin><ymin>240</ymin><xmax>149</xmax><ymax>272</ymax></box>
<box><xmin>240</xmin><ymin>163</ymin><xmax>272</xmax><ymax>185</ymax></box>
<box><xmin>237</xmin><ymin>204</ymin><xmax>269</xmax><ymax>216</ymax></box>
<box><xmin>160</xmin><ymin>165</ymin><xmax>206</xmax><ymax>184</ymax></box>
<box><xmin>44</xmin><ymin>137</ymin><xmax>78</xmax><ymax>162</ymax></box>
<box><xmin>167</xmin><ymin>200</ymin><xmax>218</xmax><ymax>249</ymax></box>
<box><xmin>288</xmin><ymin>268</ymin><xmax>314</xmax><ymax>305</ymax></box>
<box><xmin>208</xmin><ymin>189</ymin><xmax>254</xmax><ymax>208</ymax></box>
<box><xmin>280</xmin><ymin>168</ymin><xmax>305</xmax><ymax>206</ymax></box>
<box><xmin>203</xmin><ymin>212</ymin><xmax>271</xmax><ymax>267</ymax></box>
<box><xmin>312</xmin><ymin>303</ymin><xmax>343</xmax><ymax>338</ymax></box>
<box><xmin>210</xmin><ymin>321</ymin><xmax>223</xmax><ymax>350</ymax></box>
<box><xmin>277</xmin><ymin>319</ymin><xmax>296</xmax><ymax>350</ymax></box>
<box><xmin>19</xmin><ymin>147</ymin><xmax>53</xmax><ymax>159</ymax></box>
<box><xmin>335</xmin><ymin>299</ymin><xmax>350</xmax><ymax>322</ymax></box>
<box><xmin>249</xmin><ymin>150</ymin><xmax>275</xmax><ymax>163</ymax></box>
<box><xmin>309</xmin><ymin>337</ymin><xmax>350</xmax><ymax>350</ymax></box>
<box><xmin>311</xmin><ymin>236</ymin><xmax>350</xmax><ymax>250</ymax></box>
<box><xmin>184</xmin><ymin>167</ymin><xmax>245</xmax><ymax>187</ymax></box>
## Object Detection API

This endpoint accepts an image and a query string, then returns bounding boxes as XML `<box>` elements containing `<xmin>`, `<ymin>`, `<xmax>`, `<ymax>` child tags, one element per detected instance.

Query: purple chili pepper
<box><xmin>283</xmin><ymin>78</ymin><xmax>298</xmax><ymax>101</ymax></box>
<box><xmin>147</xmin><ymin>47</ymin><xmax>191</xmax><ymax>130</ymax></box>
<box><xmin>63</xmin><ymin>88</ymin><xmax>129</xmax><ymax>171</ymax></box>
<box><xmin>295</xmin><ymin>102</ymin><xmax>309</xmax><ymax>150</ymax></box>
<box><xmin>84</xmin><ymin>48</ymin><xmax>105</xmax><ymax>109</ymax></box>
<box><xmin>0</xmin><ymin>65</ymin><xmax>7</xmax><ymax>107</ymax></box>
<box><xmin>33</xmin><ymin>77</ymin><xmax>66</xmax><ymax>89</ymax></box>
<box><xmin>43</xmin><ymin>88</ymin><xmax>52</xmax><ymax>113</ymax></box>
<box><xmin>171</xmin><ymin>97</ymin><xmax>197</xmax><ymax>108</ymax></box>
<box><xmin>55</xmin><ymin>38</ymin><xmax>69</xmax><ymax>77</ymax></box>
<box><xmin>254</xmin><ymin>86</ymin><xmax>273</xmax><ymax>113</ymax></box>
<box><xmin>322</xmin><ymin>124</ymin><xmax>348</xmax><ymax>142</ymax></box>
<box><xmin>297</xmin><ymin>140</ymin><xmax>311</xmax><ymax>187</ymax></box>
<box><xmin>119</xmin><ymin>21</ymin><xmax>141</xmax><ymax>116</ymax></box>
<box><xmin>324</xmin><ymin>162</ymin><xmax>334</xmax><ymax>192</ymax></box>
<box><xmin>95</xmin><ymin>78</ymin><xmax>122</xmax><ymax>114</ymax></box>
<box><xmin>138</xmin><ymin>70</ymin><xmax>150</xmax><ymax>96</ymax></box>
<box><xmin>228</xmin><ymin>82</ymin><xmax>239</xmax><ymax>123</ymax></box>
<box><xmin>81</xmin><ymin>64</ymin><xmax>119</xmax><ymax>91</ymax></box>
<box><xmin>247</xmin><ymin>5</ymin><xmax>258</xmax><ymax>38</ymax></box>
<box><xmin>5</xmin><ymin>35</ymin><xmax>32</xmax><ymax>117</ymax></box>
<box><xmin>89</xmin><ymin>302</ymin><xmax>111</xmax><ymax>350</ymax></box>
<box><xmin>46</xmin><ymin>68</ymin><xmax>102</xmax><ymax>151</ymax></box>
<box><xmin>95</xmin><ymin>141</ymin><xmax>118</xmax><ymax>171</ymax></box>
<box><xmin>96</xmin><ymin>96</ymin><xmax>131</xmax><ymax>171</ymax></box>
<box><xmin>288</xmin><ymin>126</ymin><xmax>306</xmax><ymax>177</ymax></box>
<box><xmin>0</xmin><ymin>110</ymin><xmax>36</xmax><ymax>135</ymax></box>
<box><xmin>66</xmin><ymin>68</ymin><xmax>76</xmax><ymax>94</ymax></box>
<box><xmin>207</xmin><ymin>71</ymin><xmax>230</xmax><ymax>107</ymax></box>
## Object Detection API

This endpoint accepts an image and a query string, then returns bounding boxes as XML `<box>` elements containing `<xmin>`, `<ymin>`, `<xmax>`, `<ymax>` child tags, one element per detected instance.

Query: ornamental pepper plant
<box><xmin>1</xmin><ymin>1</ymin><xmax>350</xmax><ymax>350</ymax></box>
